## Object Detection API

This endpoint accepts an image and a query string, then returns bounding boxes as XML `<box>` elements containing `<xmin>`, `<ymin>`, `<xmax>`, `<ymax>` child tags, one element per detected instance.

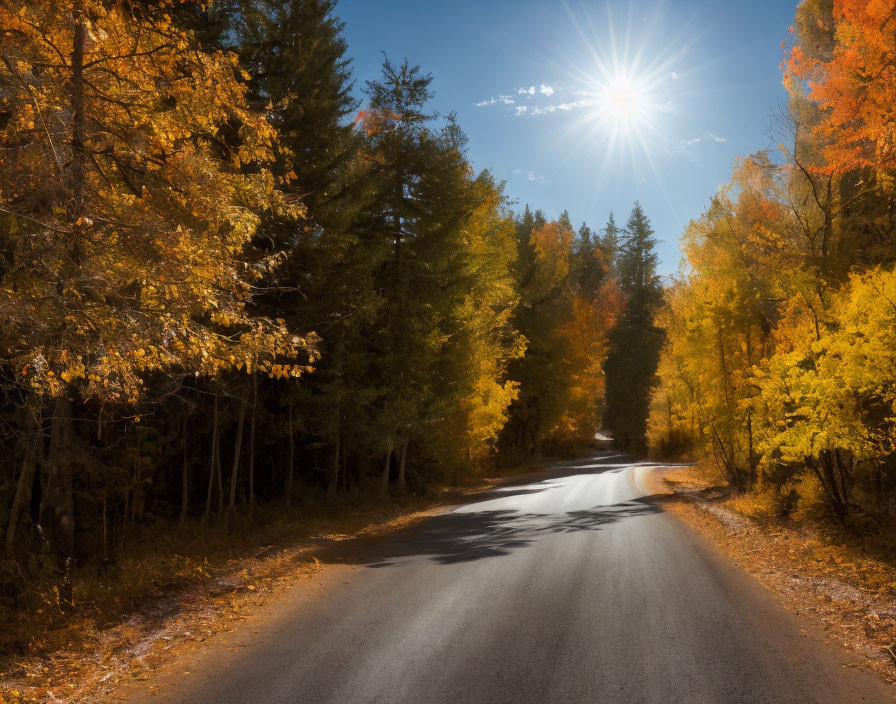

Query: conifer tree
<box><xmin>603</xmin><ymin>203</ymin><xmax>664</xmax><ymax>452</ymax></box>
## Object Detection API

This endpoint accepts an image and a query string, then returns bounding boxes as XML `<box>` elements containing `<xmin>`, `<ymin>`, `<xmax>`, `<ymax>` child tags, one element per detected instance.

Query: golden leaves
<box><xmin>0</xmin><ymin>0</ymin><xmax>314</xmax><ymax>402</ymax></box>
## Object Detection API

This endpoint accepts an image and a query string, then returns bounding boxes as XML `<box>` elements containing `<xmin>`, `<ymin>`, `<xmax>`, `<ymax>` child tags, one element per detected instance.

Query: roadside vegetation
<box><xmin>649</xmin><ymin>1</ymin><xmax>896</xmax><ymax>561</ymax></box>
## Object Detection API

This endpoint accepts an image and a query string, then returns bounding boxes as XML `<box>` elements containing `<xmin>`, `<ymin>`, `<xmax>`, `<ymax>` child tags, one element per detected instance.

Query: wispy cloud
<box><xmin>666</xmin><ymin>133</ymin><xmax>728</xmax><ymax>159</ymax></box>
<box><xmin>514</xmin><ymin>99</ymin><xmax>595</xmax><ymax>117</ymax></box>
<box><xmin>515</xmin><ymin>84</ymin><xmax>556</xmax><ymax>98</ymax></box>
<box><xmin>476</xmin><ymin>83</ymin><xmax>604</xmax><ymax>119</ymax></box>
<box><xmin>508</xmin><ymin>168</ymin><xmax>549</xmax><ymax>184</ymax></box>
<box><xmin>475</xmin><ymin>94</ymin><xmax>516</xmax><ymax>107</ymax></box>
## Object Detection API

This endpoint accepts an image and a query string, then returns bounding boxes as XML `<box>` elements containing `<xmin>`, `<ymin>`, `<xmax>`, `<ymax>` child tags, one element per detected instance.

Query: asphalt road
<box><xmin>152</xmin><ymin>454</ymin><xmax>893</xmax><ymax>704</ymax></box>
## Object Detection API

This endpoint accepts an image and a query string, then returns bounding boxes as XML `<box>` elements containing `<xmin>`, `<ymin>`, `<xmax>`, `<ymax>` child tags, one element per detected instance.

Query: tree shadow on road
<box><xmin>363</xmin><ymin>496</ymin><xmax>666</xmax><ymax>567</ymax></box>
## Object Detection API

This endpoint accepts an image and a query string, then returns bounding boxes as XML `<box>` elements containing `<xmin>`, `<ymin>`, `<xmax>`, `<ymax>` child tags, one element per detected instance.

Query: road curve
<box><xmin>145</xmin><ymin>454</ymin><xmax>893</xmax><ymax>704</ymax></box>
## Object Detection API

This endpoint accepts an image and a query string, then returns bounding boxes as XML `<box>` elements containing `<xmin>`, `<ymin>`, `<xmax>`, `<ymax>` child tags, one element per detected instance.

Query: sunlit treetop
<box><xmin>785</xmin><ymin>0</ymin><xmax>896</xmax><ymax>174</ymax></box>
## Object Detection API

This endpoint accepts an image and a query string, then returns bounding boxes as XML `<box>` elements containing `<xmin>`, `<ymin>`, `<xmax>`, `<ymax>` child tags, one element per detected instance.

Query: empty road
<box><xmin>144</xmin><ymin>454</ymin><xmax>893</xmax><ymax>704</ymax></box>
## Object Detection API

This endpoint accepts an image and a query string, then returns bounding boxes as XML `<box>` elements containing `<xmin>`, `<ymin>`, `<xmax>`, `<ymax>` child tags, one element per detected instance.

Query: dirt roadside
<box><xmin>647</xmin><ymin>465</ymin><xmax>896</xmax><ymax>686</ymax></box>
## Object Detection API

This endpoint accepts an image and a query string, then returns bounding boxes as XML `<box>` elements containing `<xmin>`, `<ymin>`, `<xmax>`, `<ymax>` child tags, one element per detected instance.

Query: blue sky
<box><xmin>337</xmin><ymin>0</ymin><xmax>798</xmax><ymax>276</ymax></box>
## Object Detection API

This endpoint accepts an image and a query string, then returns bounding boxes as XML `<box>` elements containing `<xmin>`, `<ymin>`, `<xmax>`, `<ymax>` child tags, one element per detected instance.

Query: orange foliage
<box><xmin>354</xmin><ymin>108</ymin><xmax>402</xmax><ymax>136</ymax></box>
<box><xmin>786</xmin><ymin>0</ymin><xmax>896</xmax><ymax>174</ymax></box>
<box><xmin>552</xmin><ymin>283</ymin><xmax>621</xmax><ymax>442</ymax></box>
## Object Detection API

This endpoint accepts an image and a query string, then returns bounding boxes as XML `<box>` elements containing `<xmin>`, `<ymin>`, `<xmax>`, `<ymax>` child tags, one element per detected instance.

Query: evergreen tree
<box><xmin>599</xmin><ymin>212</ymin><xmax>622</xmax><ymax>266</ymax></box>
<box><xmin>359</xmin><ymin>57</ymin><xmax>518</xmax><ymax>491</ymax></box>
<box><xmin>573</xmin><ymin>223</ymin><xmax>609</xmax><ymax>301</ymax></box>
<box><xmin>603</xmin><ymin>203</ymin><xmax>664</xmax><ymax>452</ymax></box>
<box><xmin>199</xmin><ymin>0</ymin><xmax>380</xmax><ymax>500</ymax></box>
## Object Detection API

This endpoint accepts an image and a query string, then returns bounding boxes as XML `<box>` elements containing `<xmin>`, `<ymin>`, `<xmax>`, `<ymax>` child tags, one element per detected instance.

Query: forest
<box><xmin>6</xmin><ymin>0</ymin><xmax>896</xmax><ymax>697</ymax></box>
<box><xmin>648</xmin><ymin>0</ymin><xmax>896</xmax><ymax>530</ymax></box>
<box><xmin>0</xmin><ymin>0</ymin><xmax>668</xmax><ymax>626</ymax></box>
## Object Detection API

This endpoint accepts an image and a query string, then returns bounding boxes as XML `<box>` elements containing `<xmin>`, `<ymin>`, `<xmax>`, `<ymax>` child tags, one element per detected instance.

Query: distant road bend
<box><xmin>147</xmin><ymin>453</ymin><xmax>892</xmax><ymax>704</ymax></box>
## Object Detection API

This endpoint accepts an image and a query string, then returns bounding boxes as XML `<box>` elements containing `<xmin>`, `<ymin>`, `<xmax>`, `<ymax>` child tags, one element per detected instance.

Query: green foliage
<box><xmin>603</xmin><ymin>204</ymin><xmax>664</xmax><ymax>452</ymax></box>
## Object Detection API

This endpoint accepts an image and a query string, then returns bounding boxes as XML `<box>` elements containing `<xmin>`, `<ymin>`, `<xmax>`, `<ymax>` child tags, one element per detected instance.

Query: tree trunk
<box><xmin>130</xmin><ymin>458</ymin><xmax>140</xmax><ymax>528</ymax></box>
<box><xmin>248</xmin><ymin>375</ymin><xmax>258</xmax><ymax>522</ymax></box>
<box><xmin>5</xmin><ymin>408</ymin><xmax>42</xmax><ymax>554</ymax></box>
<box><xmin>69</xmin><ymin>3</ymin><xmax>87</xmax><ymax>223</ymax></box>
<box><xmin>397</xmin><ymin>438</ymin><xmax>409</xmax><ymax>496</ymax></box>
<box><xmin>45</xmin><ymin>395</ymin><xmax>75</xmax><ymax>599</ymax></box>
<box><xmin>380</xmin><ymin>437</ymin><xmax>394</xmax><ymax>500</ymax></box>
<box><xmin>228</xmin><ymin>385</ymin><xmax>249</xmax><ymax>514</ymax></box>
<box><xmin>746</xmin><ymin>410</ymin><xmax>756</xmax><ymax>487</ymax></box>
<box><xmin>285</xmin><ymin>402</ymin><xmax>295</xmax><ymax>509</ymax></box>
<box><xmin>202</xmin><ymin>394</ymin><xmax>219</xmax><ymax>530</ymax></box>
<box><xmin>179</xmin><ymin>413</ymin><xmax>189</xmax><ymax>529</ymax></box>
<box><xmin>214</xmin><ymin>402</ymin><xmax>224</xmax><ymax>518</ymax></box>
<box><xmin>102</xmin><ymin>486</ymin><xmax>108</xmax><ymax>563</ymax></box>
<box><xmin>326</xmin><ymin>422</ymin><xmax>340</xmax><ymax>501</ymax></box>
<box><xmin>813</xmin><ymin>451</ymin><xmax>848</xmax><ymax>520</ymax></box>
<box><xmin>833</xmin><ymin>449</ymin><xmax>852</xmax><ymax>505</ymax></box>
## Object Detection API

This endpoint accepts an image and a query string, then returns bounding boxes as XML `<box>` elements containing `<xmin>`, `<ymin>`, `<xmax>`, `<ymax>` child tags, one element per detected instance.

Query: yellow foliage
<box><xmin>0</xmin><ymin>0</ymin><xmax>314</xmax><ymax>402</ymax></box>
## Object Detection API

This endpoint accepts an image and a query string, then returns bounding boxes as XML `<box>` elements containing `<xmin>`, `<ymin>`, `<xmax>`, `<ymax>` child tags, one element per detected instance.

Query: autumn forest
<box><xmin>3</xmin><ymin>0</ymin><xmax>896</xmax><ymax>686</ymax></box>
<box><xmin>0</xmin><ymin>0</ymin><xmax>662</xmax><ymax>624</ymax></box>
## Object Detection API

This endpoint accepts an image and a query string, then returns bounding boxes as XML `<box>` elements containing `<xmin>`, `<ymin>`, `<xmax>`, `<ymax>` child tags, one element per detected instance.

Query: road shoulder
<box><xmin>647</xmin><ymin>465</ymin><xmax>896</xmax><ymax>687</ymax></box>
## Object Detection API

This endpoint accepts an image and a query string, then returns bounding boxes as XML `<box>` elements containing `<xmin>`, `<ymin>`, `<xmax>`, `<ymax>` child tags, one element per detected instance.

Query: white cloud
<box><xmin>512</xmin><ymin>169</ymin><xmax>522</xmax><ymax>174</ymax></box>
<box><xmin>475</xmin><ymin>85</ymin><xmax>603</xmax><ymax>120</ymax></box>
<box><xmin>475</xmin><ymin>94</ymin><xmax>516</xmax><ymax>107</ymax></box>
<box><xmin>668</xmin><ymin>134</ymin><xmax>727</xmax><ymax>156</ymax></box>
<box><xmin>517</xmin><ymin>99</ymin><xmax>595</xmax><ymax>117</ymax></box>
<box><xmin>526</xmin><ymin>171</ymin><xmax>551</xmax><ymax>184</ymax></box>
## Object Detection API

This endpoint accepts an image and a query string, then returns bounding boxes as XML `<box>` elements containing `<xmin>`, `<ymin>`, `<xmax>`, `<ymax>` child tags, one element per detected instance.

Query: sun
<box><xmin>549</xmin><ymin>2</ymin><xmax>687</xmax><ymax>178</ymax></box>
<box><xmin>599</xmin><ymin>76</ymin><xmax>650</xmax><ymax>124</ymax></box>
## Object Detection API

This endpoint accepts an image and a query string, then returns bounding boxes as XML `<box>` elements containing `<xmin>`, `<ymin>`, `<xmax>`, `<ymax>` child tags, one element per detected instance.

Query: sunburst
<box><xmin>551</xmin><ymin>2</ymin><xmax>692</xmax><ymax>183</ymax></box>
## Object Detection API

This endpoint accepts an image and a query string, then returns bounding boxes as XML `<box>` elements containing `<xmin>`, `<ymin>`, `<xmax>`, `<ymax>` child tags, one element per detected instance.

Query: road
<box><xmin>147</xmin><ymin>454</ymin><xmax>893</xmax><ymax>704</ymax></box>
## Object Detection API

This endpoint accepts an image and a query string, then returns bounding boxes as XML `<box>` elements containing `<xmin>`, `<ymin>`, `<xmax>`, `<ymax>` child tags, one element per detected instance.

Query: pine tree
<box><xmin>196</xmin><ymin>0</ymin><xmax>379</xmax><ymax>500</ymax></box>
<box><xmin>599</xmin><ymin>212</ymin><xmax>622</xmax><ymax>267</ymax></box>
<box><xmin>603</xmin><ymin>203</ymin><xmax>664</xmax><ymax>452</ymax></box>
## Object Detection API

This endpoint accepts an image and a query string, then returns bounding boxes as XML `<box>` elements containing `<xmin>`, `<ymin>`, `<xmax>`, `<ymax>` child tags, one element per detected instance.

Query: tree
<box><xmin>0</xmin><ymin>0</ymin><xmax>313</xmax><ymax>565</ymax></box>
<box><xmin>501</xmin><ymin>211</ymin><xmax>620</xmax><ymax>456</ymax></box>
<box><xmin>603</xmin><ymin>203</ymin><xmax>664</xmax><ymax>452</ymax></box>
<box><xmin>211</xmin><ymin>0</ymin><xmax>379</xmax><ymax>501</ymax></box>
<box><xmin>786</xmin><ymin>1</ymin><xmax>896</xmax><ymax>176</ymax></box>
